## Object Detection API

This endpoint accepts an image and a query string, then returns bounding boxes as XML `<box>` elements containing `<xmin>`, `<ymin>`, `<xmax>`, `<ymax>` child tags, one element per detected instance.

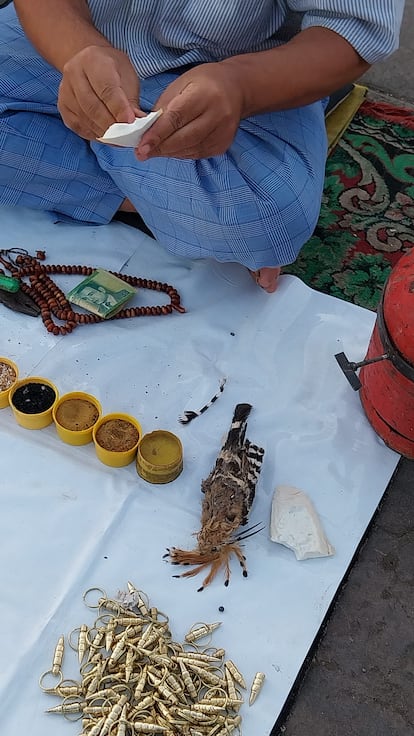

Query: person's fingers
<box><xmin>136</xmin><ymin>117</ymin><xmax>225</xmax><ymax>160</ymax></box>
<box><xmin>59</xmin><ymin>47</ymin><xmax>140</xmax><ymax>138</ymax></box>
<box><xmin>58</xmin><ymin>82</ymin><xmax>102</xmax><ymax>139</ymax></box>
<box><xmin>87</xmin><ymin>67</ymin><xmax>137</xmax><ymax>127</ymax></box>
<box><xmin>66</xmin><ymin>74</ymin><xmax>111</xmax><ymax>136</ymax></box>
<box><xmin>136</xmin><ymin>66</ymin><xmax>243</xmax><ymax>159</ymax></box>
<box><xmin>137</xmin><ymin>84</ymin><xmax>207</xmax><ymax>153</ymax></box>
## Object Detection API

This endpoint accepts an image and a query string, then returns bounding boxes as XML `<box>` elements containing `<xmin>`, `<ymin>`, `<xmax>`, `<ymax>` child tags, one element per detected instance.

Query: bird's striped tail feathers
<box><xmin>223</xmin><ymin>402</ymin><xmax>252</xmax><ymax>451</ymax></box>
<box><xmin>244</xmin><ymin>440</ymin><xmax>265</xmax><ymax>513</ymax></box>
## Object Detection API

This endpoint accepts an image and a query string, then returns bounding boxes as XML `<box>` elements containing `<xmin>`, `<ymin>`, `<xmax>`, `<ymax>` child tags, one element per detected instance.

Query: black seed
<box><xmin>218</xmin><ymin>606</ymin><xmax>225</xmax><ymax>612</ymax></box>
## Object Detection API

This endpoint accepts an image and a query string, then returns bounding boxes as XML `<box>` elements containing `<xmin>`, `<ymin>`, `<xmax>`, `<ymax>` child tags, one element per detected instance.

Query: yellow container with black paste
<box><xmin>9</xmin><ymin>376</ymin><xmax>58</xmax><ymax>429</ymax></box>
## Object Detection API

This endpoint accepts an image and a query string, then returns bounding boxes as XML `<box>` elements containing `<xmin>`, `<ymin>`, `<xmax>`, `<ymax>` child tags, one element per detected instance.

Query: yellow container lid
<box><xmin>53</xmin><ymin>391</ymin><xmax>102</xmax><ymax>446</ymax></box>
<box><xmin>93</xmin><ymin>412</ymin><xmax>142</xmax><ymax>467</ymax></box>
<box><xmin>0</xmin><ymin>356</ymin><xmax>19</xmax><ymax>409</ymax></box>
<box><xmin>137</xmin><ymin>430</ymin><xmax>183</xmax><ymax>484</ymax></box>
<box><xmin>9</xmin><ymin>376</ymin><xmax>59</xmax><ymax>430</ymax></box>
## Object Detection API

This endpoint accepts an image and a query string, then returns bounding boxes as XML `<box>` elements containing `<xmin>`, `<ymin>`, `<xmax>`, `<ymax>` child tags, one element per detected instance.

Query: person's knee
<box><xmin>275</xmin><ymin>181</ymin><xmax>322</xmax><ymax>254</ymax></box>
<box><xmin>222</xmin><ymin>173</ymin><xmax>323</xmax><ymax>265</ymax></box>
<box><xmin>90</xmin><ymin>144</ymin><xmax>325</xmax><ymax>268</ymax></box>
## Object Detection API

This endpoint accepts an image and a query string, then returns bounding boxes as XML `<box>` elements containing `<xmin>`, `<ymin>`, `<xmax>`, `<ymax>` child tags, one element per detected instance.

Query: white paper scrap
<box><xmin>270</xmin><ymin>484</ymin><xmax>335</xmax><ymax>561</ymax></box>
<box><xmin>97</xmin><ymin>109</ymin><xmax>163</xmax><ymax>147</ymax></box>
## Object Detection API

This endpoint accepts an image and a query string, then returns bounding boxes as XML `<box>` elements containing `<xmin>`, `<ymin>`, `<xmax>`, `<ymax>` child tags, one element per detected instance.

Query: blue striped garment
<box><xmin>87</xmin><ymin>0</ymin><xmax>405</xmax><ymax>77</ymax></box>
<box><xmin>0</xmin><ymin>2</ymin><xmax>405</xmax><ymax>269</ymax></box>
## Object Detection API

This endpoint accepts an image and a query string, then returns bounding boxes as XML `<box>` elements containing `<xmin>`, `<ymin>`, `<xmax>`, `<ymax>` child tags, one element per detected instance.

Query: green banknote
<box><xmin>67</xmin><ymin>269</ymin><xmax>136</xmax><ymax>319</ymax></box>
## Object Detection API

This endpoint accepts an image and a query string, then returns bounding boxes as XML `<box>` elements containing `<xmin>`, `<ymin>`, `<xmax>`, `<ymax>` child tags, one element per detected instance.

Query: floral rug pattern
<box><xmin>283</xmin><ymin>100</ymin><xmax>414</xmax><ymax>310</ymax></box>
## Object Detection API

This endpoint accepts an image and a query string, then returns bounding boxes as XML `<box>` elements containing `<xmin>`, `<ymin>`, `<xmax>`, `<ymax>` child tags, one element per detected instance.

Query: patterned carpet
<box><xmin>283</xmin><ymin>100</ymin><xmax>414</xmax><ymax>310</ymax></box>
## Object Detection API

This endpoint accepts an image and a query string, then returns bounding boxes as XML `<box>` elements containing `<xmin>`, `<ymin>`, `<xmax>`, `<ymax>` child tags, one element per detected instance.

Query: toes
<box><xmin>249</xmin><ymin>267</ymin><xmax>281</xmax><ymax>293</ymax></box>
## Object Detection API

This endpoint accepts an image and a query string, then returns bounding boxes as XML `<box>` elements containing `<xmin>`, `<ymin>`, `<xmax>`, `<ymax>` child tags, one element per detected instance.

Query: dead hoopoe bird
<box><xmin>166</xmin><ymin>403</ymin><xmax>265</xmax><ymax>590</ymax></box>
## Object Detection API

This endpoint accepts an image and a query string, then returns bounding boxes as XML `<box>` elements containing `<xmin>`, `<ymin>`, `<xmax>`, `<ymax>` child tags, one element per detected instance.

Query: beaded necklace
<box><xmin>0</xmin><ymin>249</ymin><xmax>185</xmax><ymax>336</ymax></box>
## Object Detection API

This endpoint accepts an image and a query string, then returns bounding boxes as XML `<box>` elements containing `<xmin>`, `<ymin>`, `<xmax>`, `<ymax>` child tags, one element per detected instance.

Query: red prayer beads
<box><xmin>1</xmin><ymin>250</ymin><xmax>185</xmax><ymax>336</ymax></box>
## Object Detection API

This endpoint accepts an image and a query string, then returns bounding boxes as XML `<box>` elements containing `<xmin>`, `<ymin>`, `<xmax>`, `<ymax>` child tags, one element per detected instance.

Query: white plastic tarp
<box><xmin>0</xmin><ymin>206</ymin><xmax>399</xmax><ymax>735</ymax></box>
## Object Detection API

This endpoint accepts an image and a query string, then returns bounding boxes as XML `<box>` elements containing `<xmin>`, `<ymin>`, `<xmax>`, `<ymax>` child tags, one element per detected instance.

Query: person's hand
<box><xmin>135</xmin><ymin>62</ymin><xmax>245</xmax><ymax>160</ymax></box>
<box><xmin>58</xmin><ymin>45</ymin><xmax>143</xmax><ymax>140</ymax></box>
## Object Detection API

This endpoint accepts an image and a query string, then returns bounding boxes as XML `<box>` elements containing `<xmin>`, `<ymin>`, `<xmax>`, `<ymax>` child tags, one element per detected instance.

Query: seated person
<box><xmin>0</xmin><ymin>1</ymin><xmax>404</xmax><ymax>292</ymax></box>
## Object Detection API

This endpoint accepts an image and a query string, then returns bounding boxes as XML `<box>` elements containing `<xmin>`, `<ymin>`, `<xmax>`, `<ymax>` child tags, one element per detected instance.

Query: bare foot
<box><xmin>249</xmin><ymin>267</ymin><xmax>281</xmax><ymax>293</ymax></box>
<box><xmin>119</xmin><ymin>197</ymin><xmax>137</xmax><ymax>213</ymax></box>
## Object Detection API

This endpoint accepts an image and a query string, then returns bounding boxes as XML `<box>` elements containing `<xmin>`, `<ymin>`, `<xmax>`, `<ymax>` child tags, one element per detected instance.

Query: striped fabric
<box><xmin>87</xmin><ymin>0</ymin><xmax>405</xmax><ymax>77</ymax></box>
<box><xmin>0</xmin><ymin>2</ymin><xmax>404</xmax><ymax>270</ymax></box>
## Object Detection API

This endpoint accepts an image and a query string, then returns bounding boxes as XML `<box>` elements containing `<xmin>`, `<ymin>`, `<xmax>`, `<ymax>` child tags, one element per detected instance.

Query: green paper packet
<box><xmin>66</xmin><ymin>269</ymin><xmax>136</xmax><ymax>319</ymax></box>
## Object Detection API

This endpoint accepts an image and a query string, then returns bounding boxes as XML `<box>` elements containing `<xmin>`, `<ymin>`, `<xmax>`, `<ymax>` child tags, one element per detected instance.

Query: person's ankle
<box><xmin>119</xmin><ymin>198</ymin><xmax>137</xmax><ymax>213</ymax></box>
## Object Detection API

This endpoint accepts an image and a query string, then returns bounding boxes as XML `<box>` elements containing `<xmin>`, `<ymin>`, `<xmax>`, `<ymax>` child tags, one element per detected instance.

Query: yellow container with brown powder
<box><xmin>53</xmin><ymin>391</ymin><xmax>102</xmax><ymax>446</ymax></box>
<box><xmin>93</xmin><ymin>412</ymin><xmax>142</xmax><ymax>467</ymax></box>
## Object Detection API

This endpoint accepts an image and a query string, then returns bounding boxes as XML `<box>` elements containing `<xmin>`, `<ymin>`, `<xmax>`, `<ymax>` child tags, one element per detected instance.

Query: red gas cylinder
<box><xmin>358</xmin><ymin>250</ymin><xmax>414</xmax><ymax>458</ymax></box>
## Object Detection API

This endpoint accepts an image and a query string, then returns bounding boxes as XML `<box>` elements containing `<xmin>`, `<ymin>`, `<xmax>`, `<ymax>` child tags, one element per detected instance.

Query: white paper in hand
<box><xmin>97</xmin><ymin>110</ymin><xmax>163</xmax><ymax>148</ymax></box>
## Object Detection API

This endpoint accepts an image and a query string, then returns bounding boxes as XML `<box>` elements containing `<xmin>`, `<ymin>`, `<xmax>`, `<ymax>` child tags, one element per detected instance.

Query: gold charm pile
<box><xmin>39</xmin><ymin>582</ymin><xmax>265</xmax><ymax>735</ymax></box>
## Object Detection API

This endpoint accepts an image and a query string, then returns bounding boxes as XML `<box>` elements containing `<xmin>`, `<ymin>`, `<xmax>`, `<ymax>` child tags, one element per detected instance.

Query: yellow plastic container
<box><xmin>53</xmin><ymin>391</ymin><xmax>102</xmax><ymax>446</ymax></box>
<box><xmin>0</xmin><ymin>356</ymin><xmax>19</xmax><ymax>409</ymax></box>
<box><xmin>93</xmin><ymin>412</ymin><xmax>142</xmax><ymax>467</ymax></box>
<box><xmin>9</xmin><ymin>376</ymin><xmax>59</xmax><ymax>429</ymax></box>
<box><xmin>137</xmin><ymin>430</ymin><xmax>183</xmax><ymax>484</ymax></box>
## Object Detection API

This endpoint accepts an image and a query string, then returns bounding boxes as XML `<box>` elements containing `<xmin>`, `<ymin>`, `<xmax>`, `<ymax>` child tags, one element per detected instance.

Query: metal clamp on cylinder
<box><xmin>334</xmin><ymin>350</ymin><xmax>389</xmax><ymax>391</ymax></box>
<box><xmin>335</xmin><ymin>298</ymin><xmax>414</xmax><ymax>391</ymax></box>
